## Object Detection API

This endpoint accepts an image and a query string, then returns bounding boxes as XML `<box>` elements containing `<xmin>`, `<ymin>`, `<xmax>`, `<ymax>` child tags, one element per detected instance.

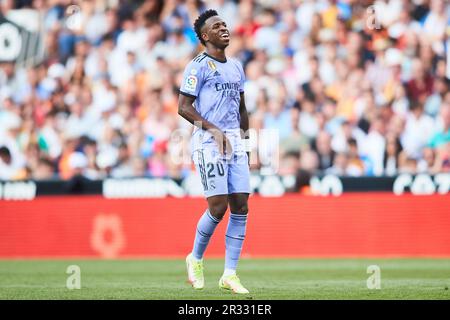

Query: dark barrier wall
<box><xmin>0</xmin><ymin>173</ymin><xmax>449</xmax><ymax>199</ymax></box>
<box><xmin>1</xmin><ymin>193</ymin><xmax>449</xmax><ymax>258</ymax></box>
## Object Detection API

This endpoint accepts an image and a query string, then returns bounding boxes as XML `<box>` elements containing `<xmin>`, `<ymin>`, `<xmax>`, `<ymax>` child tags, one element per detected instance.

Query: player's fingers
<box><xmin>224</xmin><ymin>138</ymin><xmax>233</xmax><ymax>155</ymax></box>
<box><xmin>218</xmin><ymin>137</ymin><xmax>226</xmax><ymax>155</ymax></box>
<box><xmin>212</xmin><ymin>132</ymin><xmax>225</xmax><ymax>155</ymax></box>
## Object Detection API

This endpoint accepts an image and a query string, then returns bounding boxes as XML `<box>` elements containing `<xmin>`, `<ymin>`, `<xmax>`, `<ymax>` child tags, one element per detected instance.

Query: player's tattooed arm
<box><xmin>178</xmin><ymin>94</ymin><xmax>214</xmax><ymax>130</ymax></box>
<box><xmin>178</xmin><ymin>93</ymin><xmax>231</xmax><ymax>155</ymax></box>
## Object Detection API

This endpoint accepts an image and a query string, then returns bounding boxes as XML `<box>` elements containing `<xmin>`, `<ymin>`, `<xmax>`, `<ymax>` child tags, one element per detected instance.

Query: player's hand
<box><xmin>210</xmin><ymin>129</ymin><xmax>232</xmax><ymax>156</ymax></box>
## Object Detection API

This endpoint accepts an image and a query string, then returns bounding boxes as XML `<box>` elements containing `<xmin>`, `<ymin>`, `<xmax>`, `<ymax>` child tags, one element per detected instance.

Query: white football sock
<box><xmin>223</xmin><ymin>268</ymin><xmax>236</xmax><ymax>277</ymax></box>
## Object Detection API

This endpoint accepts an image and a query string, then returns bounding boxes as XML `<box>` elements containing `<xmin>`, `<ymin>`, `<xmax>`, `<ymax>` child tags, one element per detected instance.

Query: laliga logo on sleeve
<box><xmin>184</xmin><ymin>75</ymin><xmax>198</xmax><ymax>92</ymax></box>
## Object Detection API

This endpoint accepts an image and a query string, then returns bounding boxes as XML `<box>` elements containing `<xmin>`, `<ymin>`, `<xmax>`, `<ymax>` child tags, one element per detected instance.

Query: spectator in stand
<box><xmin>424</xmin><ymin>76</ymin><xmax>449</xmax><ymax>117</ymax></box>
<box><xmin>406</xmin><ymin>59</ymin><xmax>434</xmax><ymax>104</ymax></box>
<box><xmin>0</xmin><ymin>146</ymin><xmax>26</xmax><ymax>180</ymax></box>
<box><xmin>383</xmin><ymin>135</ymin><xmax>403</xmax><ymax>176</ymax></box>
<box><xmin>279</xmin><ymin>151</ymin><xmax>301</xmax><ymax>177</ymax></box>
<box><xmin>33</xmin><ymin>157</ymin><xmax>56</xmax><ymax>180</ymax></box>
<box><xmin>417</xmin><ymin>147</ymin><xmax>437</xmax><ymax>173</ymax></box>
<box><xmin>398</xmin><ymin>156</ymin><xmax>418</xmax><ymax>174</ymax></box>
<box><xmin>401</xmin><ymin>100</ymin><xmax>434</xmax><ymax>159</ymax></box>
<box><xmin>346</xmin><ymin>138</ymin><xmax>365</xmax><ymax>177</ymax></box>
<box><xmin>326</xmin><ymin>152</ymin><xmax>348</xmax><ymax>176</ymax></box>
<box><xmin>429</xmin><ymin>103</ymin><xmax>450</xmax><ymax>150</ymax></box>
<box><xmin>263</xmin><ymin>97</ymin><xmax>292</xmax><ymax>141</ymax></box>
<box><xmin>313</xmin><ymin>130</ymin><xmax>335</xmax><ymax>171</ymax></box>
<box><xmin>434</xmin><ymin>143</ymin><xmax>450</xmax><ymax>172</ymax></box>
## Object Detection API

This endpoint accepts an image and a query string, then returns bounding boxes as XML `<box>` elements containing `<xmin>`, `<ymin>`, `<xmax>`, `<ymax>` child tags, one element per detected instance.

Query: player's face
<box><xmin>203</xmin><ymin>16</ymin><xmax>230</xmax><ymax>49</ymax></box>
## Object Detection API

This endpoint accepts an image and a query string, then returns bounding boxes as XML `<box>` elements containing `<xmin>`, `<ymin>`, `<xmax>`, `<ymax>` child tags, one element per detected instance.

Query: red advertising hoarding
<box><xmin>1</xmin><ymin>193</ymin><xmax>449</xmax><ymax>258</ymax></box>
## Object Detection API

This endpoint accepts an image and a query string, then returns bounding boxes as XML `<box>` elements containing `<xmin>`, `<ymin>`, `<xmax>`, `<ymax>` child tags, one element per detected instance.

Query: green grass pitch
<box><xmin>0</xmin><ymin>259</ymin><xmax>449</xmax><ymax>299</ymax></box>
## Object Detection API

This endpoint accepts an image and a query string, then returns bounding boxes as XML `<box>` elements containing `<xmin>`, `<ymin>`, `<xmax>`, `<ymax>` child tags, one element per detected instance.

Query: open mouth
<box><xmin>221</xmin><ymin>33</ymin><xmax>230</xmax><ymax>40</ymax></box>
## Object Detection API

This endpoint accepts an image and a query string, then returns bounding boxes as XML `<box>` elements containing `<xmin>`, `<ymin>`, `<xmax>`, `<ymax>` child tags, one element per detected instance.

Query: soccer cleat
<box><xmin>186</xmin><ymin>253</ymin><xmax>204</xmax><ymax>289</ymax></box>
<box><xmin>219</xmin><ymin>274</ymin><xmax>249</xmax><ymax>294</ymax></box>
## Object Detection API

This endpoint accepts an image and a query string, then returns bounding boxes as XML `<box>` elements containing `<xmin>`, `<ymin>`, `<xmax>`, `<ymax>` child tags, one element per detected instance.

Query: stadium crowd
<box><xmin>0</xmin><ymin>0</ymin><xmax>450</xmax><ymax>184</ymax></box>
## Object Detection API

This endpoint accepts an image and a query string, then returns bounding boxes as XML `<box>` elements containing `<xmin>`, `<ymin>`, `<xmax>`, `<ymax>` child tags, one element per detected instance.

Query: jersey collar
<box><xmin>204</xmin><ymin>52</ymin><xmax>227</xmax><ymax>63</ymax></box>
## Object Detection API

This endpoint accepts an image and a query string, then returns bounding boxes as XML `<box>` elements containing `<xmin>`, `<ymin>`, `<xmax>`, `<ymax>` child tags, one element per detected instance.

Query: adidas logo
<box><xmin>213</xmin><ymin>71</ymin><xmax>221</xmax><ymax>77</ymax></box>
